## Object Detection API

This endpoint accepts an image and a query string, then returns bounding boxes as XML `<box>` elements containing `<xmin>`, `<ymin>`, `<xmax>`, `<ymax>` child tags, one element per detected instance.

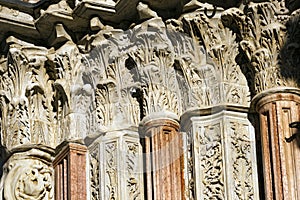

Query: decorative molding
<box><xmin>1</xmin><ymin>1</ymin><xmax>290</xmax><ymax>199</ymax></box>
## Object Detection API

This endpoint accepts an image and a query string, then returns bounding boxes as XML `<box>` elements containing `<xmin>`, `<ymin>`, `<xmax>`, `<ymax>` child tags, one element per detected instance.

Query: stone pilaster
<box><xmin>140</xmin><ymin>112</ymin><xmax>185</xmax><ymax>200</ymax></box>
<box><xmin>253</xmin><ymin>88</ymin><xmax>300</xmax><ymax>200</ymax></box>
<box><xmin>181</xmin><ymin>110</ymin><xmax>259</xmax><ymax>200</ymax></box>
<box><xmin>53</xmin><ymin>142</ymin><xmax>87</xmax><ymax>200</ymax></box>
<box><xmin>88</xmin><ymin>129</ymin><xmax>144</xmax><ymax>200</ymax></box>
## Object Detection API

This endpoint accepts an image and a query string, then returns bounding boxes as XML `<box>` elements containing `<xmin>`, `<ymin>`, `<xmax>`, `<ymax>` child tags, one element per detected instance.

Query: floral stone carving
<box><xmin>2</xmin><ymin>150</ymin><xmax>54</xmax><ymax>200</ymax></box>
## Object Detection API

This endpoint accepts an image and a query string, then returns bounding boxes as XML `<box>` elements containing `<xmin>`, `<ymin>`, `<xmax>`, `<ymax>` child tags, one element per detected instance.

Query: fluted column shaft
<box><xmin>53</xmin><ymin>142</ymin><xmax>87</xmax><ymax>200</ymax></box>
<box><xmin>255</xmin><ymin>91</ymin><xmax>300</xmax><ymax>200</ymax></box>
<box><xmin>142</xmin><ymin>118</ymin><xmax>184</xmax><ymax>200</ymax></box>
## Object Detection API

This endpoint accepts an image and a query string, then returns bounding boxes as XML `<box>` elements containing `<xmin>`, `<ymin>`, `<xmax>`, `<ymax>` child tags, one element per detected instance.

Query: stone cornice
<box><xmin>0</xmin><ymin>0</ymin><xmax>252</xmax><ymax>53</ymax></box>
<box><xmin>0</xmin><ymin>0</ymin><xmax>55</xmax><ymax>17</ymax></box>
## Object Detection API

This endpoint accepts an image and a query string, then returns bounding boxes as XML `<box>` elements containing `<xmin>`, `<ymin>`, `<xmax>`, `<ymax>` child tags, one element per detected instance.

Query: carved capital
<box><xmin>182</xmin><ymin>10</ymin><xmax>250</xmax><ymax>107</ymax></box>
<box><xmin>0</xmin><ymin>40</ymin><xmax>58</xmax><ymax>149</ymax></box>
<box><xmin>222</xmin><ymin>2</ymin><xmax>300</xmax><ymax>95</ymax></box>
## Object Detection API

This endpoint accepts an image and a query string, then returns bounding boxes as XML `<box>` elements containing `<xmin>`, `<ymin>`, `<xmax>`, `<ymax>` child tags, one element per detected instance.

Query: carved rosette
<box><xmin>3</xmin><ymin>150</ymin><xmax>54</xmax><ymax>200</ymax></box>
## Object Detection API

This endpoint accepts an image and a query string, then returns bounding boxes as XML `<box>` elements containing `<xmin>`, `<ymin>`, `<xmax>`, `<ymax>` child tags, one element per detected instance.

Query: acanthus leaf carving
<box><xmin>128</xmin><ymin>18</ymin><xmax>182</xmax><ymax>116</ymax></box>
<box><xmin>181</xmin><ymin>10</ymin><xmax>250</xmax><ymax>107</ymax></box>
<box><xmin>222</xmin><ymin>2</ymin><xmax>298</xmax><ymax>95</ymax></box>
<box><xmin>84</xmin><ymin>33</ymin><xmax>141</xmax><ymax>130</ymax></box>
<box><xmin>50</xmin><ymin>42</ymin><xmax>94</xmax><ymax>140</ymax></box>
<box><xmin>0</xmin><ymin>42</ymin><xmax>58</xmax><ymax>149</ymax></box>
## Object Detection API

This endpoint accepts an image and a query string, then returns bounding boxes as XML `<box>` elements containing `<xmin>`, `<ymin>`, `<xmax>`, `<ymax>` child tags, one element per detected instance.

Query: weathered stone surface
<box><xmin>0</xmin><ymin>0</ymin><xmax>300</xmax><ymax>199</ymax></box>
<box><xmin>2</xmin><ymin>148</ymin><xmax>54</xmax><ymax>200</ymax></box>
<box><xmin>181</xmin><ymin>110</ymin><xmax>259</xmax><ymax>200</ymax></box>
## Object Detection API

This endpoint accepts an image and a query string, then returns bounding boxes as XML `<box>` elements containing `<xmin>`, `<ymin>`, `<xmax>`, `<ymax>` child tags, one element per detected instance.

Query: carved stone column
<box><xmin>0</xmin><ymin>38</ymin><xmax>57</xmax><ymax>200</ymax></box>
<box><xmin>221</xmin><ymin>2</ymin><xmax>300</xmax><ymax>198</ymax></box>
<box><xmin>253</xmin><ymin>89</ymin><xmax>300</xmax><ymax>200</ymax></box>
<box><xmin>53</xmin><ymin>142</ymin><xmax>87</xmax><ymax>200</ymax></box>
<box><xmin>181</xmin><ymin>110</ymin><xmax>259</xmax><ymax>200</ymax></box>
<box><xmin>141</xmin><ymin>112</ymin><xmax>185</xmax><ymax>200</ymax></box>
<box><xmin>88</xmin><ymin>129</ymin><xmax>144</xmax><ymax>200</ymax></box>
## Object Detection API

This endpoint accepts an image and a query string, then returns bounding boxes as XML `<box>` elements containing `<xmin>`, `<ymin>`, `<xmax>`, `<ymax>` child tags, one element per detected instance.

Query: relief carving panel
<box><xmin>195</xmin><ymin>123</ymin><xmax>224</xmax><ymax>199</ymax></box>
<box><xmin>3</xmin><ymin>151</ymin><xmax>54</xmax><ymax>200</ymax></box>
<box><xmin>89</xmin><ymin>131</ymin><xmax>144</xmax><ymax>200</ymax></box>
<box><xmin>229</xmin><ymin>121</ymin><xmax>255</xmax><ymax>200</ymax></box>
<box><xmin>183</xmin><ymin>111</ymin><xmax>259</xmax><ymax>200</ymax></box>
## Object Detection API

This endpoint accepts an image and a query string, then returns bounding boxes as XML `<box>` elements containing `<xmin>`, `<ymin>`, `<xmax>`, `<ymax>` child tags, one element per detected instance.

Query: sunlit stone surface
<box><xmin>0</xmin><ymin>0</ymin><xmax>300</xmax><ymax>199</ymax></box>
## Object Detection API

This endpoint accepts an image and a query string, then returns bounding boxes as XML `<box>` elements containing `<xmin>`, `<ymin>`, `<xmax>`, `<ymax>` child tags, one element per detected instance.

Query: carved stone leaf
<box><xmin>222</xmin><ymin>2</ymin><xmax>298</xmax><ymax>94</ymax></box>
